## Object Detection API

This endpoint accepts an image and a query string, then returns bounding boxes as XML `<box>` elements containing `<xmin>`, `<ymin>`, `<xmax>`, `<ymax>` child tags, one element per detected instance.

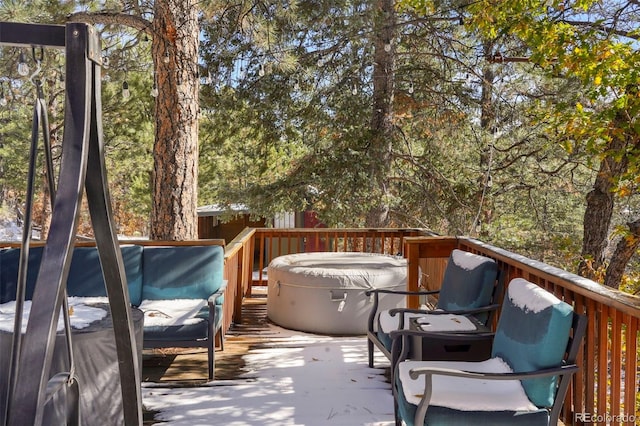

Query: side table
<box><xmin>409</xmin><ymin>314</ymin><xmax>493</xmax><ymax>361</ymax></box>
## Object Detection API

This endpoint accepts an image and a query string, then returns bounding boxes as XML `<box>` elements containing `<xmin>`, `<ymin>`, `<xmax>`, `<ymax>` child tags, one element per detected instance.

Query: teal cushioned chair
<box><xmin>394</xmin><ymin>278</ymin><xmax>586</xmax><ymax>426</ymax></box>
<box><xmin>366</xmin><ymin>249</ymin><xmax>500</xmax><ymax>368</ymax></box>
<box><xmin>140</xmin><ymin>245</ymin><xmax>226</xmax><ymax>380</ymax></box>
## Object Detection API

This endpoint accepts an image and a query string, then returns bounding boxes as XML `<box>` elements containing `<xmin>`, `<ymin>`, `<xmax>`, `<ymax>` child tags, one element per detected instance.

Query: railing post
<box><xmin>403</xmin><ymin>237</ymin><xmax>458</xmax><ymax>308</ymax></box>
<box><xmin>404</xmin><ymin>239</ymin><xmax>421</xmax><ymax>309</ymax></box>
<box><xmin>234</xmin><ymin>245</ymin><xmax>244</xmax><ymax>322</ymax></box>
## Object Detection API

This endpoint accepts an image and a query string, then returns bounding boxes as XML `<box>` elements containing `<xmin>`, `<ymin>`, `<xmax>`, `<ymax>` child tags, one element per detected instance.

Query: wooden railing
<box><xmin>222</xmin><ymin>228</ymin><xmax>256</xmax><ymax>324</ymax></box>
<box><xmin>248</xmin><ymin>228</ymin><xmax>429</xmax><ymax>284</ymax></box>
<box><xmin>223</xmin><ymin>229</ymin><xmax>640</xmax><ymax>426</ymax></box>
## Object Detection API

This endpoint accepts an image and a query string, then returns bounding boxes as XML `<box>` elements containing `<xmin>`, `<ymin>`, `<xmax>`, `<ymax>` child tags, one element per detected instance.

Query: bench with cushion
<box><xmin>137</xmin><ymin>245</ymin><xmax>226</xmax><ymax>380</ymax></box>
<box><xmin>0</xmin><ymin>241</ymin><xmax>226</xmax><ymax>380</ymax></box>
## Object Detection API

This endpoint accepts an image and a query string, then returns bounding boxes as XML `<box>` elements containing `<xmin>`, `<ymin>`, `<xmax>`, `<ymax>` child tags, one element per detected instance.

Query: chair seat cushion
<box><xmin>395</xmin><ymin>379</ymin><xmax>549</xmax><ymax>426</ymax></box>
<box><xmin>380</xmin><ymin>311</ymin><xmax>478</xmax><ymax>335</ymax></box>
<box><xmin>379</xmin><ymin>310</ymin><xmax>422</xmax><ymax>334</ymax></box>
<box><xmin>0</xmin><ymin>298</ymin><xmax>108</xmax><ymax>333</ymax></box>
<box><xmin>377</xmin><ymin>310</ymin><xmax>478</xmax><ymax>351</ymax></box>
<box><xmin>140</xmin><ymin>299</ymin><xmax>222</xmax><ymax>342</ymax></box>
<box><xmin>140</xmin><ymin>299</ymin><xmax>207</xmax><ymax>326</ymax></box>
<box><xmin>376</xmin><ymin>310</ymin><xmax>425</xmax><ymax>351</ymax></box>
<box><xmin>398</xmin><ymin>358</ymin><xmax>538</xmax><ymax>412</ymax></box>
<box><xmin>143</xmin><ymin>320</ymin><xmax>208</xmax><ymax>342</ymax></box>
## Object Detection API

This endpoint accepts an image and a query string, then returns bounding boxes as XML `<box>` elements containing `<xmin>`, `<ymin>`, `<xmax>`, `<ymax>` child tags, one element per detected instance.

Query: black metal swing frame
<box><xmin>0</xmin><ymin>22</ymin><xmax>142</xmax><ymax>426</ymax></box>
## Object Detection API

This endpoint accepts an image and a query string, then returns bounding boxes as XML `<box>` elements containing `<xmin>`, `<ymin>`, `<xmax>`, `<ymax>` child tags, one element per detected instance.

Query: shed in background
<box><xmin>197</xmin><ymin>204</ymin><xmax>267</xmax><ymax>243</ymax></box>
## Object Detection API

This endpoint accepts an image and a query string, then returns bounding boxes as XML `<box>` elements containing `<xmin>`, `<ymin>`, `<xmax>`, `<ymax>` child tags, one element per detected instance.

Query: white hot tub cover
<box><xmin>268</xmin><ymin>251</ymin><xmax>407</xmax><ymax>291</ymax></box>
<box><xmin>267</xmin><ymin>252</ymin><xmax>407</xmax><ymax>335</ymax></box>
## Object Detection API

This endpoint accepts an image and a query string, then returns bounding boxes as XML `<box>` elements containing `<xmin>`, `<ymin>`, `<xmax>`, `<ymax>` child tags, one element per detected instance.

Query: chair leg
<box><xmin>393</xmin><ymin>382</ymin><xmax>406</xmax><ymax>426</ymax></box>
<box><xmin>368</xmin><ymin>338</ymin><xmax>375</xmax><ymax>368</ymax></box>
<box><xmin>394</xmin><ymin>395</ymin><xmax>402</xmax><ymax>426</ymax></box>
<box><xmin>208</xmin><ymin>330</ymin><xmax>215</xmax><ymax>380</ymax></box>
<box><xmin>208</xmin><ymin>345</ymin><xmax>214</xmax><ymax>380</ymax></box>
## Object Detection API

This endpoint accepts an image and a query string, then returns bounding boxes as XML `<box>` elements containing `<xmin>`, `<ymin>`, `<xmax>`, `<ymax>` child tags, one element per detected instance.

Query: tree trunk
<box><xmin>70</xmin><ymin>3</ymin><xmax>201</xmax><ymax>241</ymax></box>
<box><xmin>366</xmin><ymin>0</ymin><xmax>396</xmax><ymax>228</ymax></box>
<box><xmin>578</xmin><ymin>128</ymin><xmax>630</xmax><ymax>279</ymax></box>
<box><xmin>579</xmin><ymin>176</ymin><xmax>616</xmax><ymax>279</ymax></box>
<box><xmin>604</xmin><ymin>218</ymin><xmax>640</xmax><ymax>289</ymax></box>
<box><xmin>474</xmin><ymin>41</ymin><xmax>496</xmax><ymax>235</ymax></box>
<box><xmin>480</xmin><ymin>42</ymin><xmax>496</xmax><ymax>134</ymax></box>
<box><xmin>39</xmin><ymin>186</ymin><xmax>52</xmax><ymax>239</ymax></box>
<box><xmin>150</xmin><ymin>0</ymin><xmax>200</xmax><ymax>240</ymax></box>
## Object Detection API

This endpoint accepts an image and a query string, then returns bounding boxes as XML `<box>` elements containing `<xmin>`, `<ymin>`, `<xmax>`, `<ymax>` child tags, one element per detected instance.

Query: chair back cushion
<box><xmin>0</xmin><ymin>246</ymin><xmax>44</xmax><ymax>303</ymax></box>
<box><xmin>66</xmin><ymin>245</ymin><xmax>144</xmax><ymax>306</ymax></box>
<box><xmin>436</xmin><ymin>250</ymin><xmax>498</xmax><ymax>312</ymax></box>
<box><xmin>142</xmin><ymin>245</ymin><xmax>224</xmax><ymax>301</ymax></box>
<box><xmin>492</xmin><ymin>278</ymin><xmax>573</xmax><ymax>407</ymax></box>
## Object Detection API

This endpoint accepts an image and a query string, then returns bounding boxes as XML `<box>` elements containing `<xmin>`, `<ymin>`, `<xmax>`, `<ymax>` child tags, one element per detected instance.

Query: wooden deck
<box><xmin>141</xmin><ymin>288</ymin><xmax>403</xmax><ymax>425</ymax></box>
<box><xmin>141</xmin><ymin>289</ymin><xmax>569</xmax><ymax>426</ymax></box>
<box><xmin>141</xmin><ymin>291</ymin><xmax>275</xmax><ymax>424</ymax></box>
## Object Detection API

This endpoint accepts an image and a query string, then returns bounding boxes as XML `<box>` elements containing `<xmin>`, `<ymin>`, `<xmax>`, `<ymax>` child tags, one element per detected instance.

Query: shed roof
<box><xmin>197</xmin><ymin>204</ymin><xmax>250</xmax><ymax>217</ymax></box>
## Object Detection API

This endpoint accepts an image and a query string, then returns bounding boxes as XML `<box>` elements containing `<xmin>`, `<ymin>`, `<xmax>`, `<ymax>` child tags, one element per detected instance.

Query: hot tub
<box><xmin>267</xmin><ymin>252</ymin><xmax>407</xmax><ymax>335</ymax></box>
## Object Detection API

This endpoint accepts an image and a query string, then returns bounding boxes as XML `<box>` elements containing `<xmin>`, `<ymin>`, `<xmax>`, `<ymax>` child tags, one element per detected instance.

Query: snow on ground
<box><xmin>0</xmin><ymin>217</ymin><xmax>26</xmax><ymax>241</ymax></box>
<box><xmin>142</xmin><ymin>324</ymin><xmax>396</xmax><ymax>426</ymax></box>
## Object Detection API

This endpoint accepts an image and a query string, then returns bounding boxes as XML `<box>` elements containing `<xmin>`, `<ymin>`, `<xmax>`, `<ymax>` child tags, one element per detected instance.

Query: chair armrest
<box><xmin>408</xmin><ymin>363</ymin><xmax>579</xmax><ymax>381</ymax></box>
<box><xmin>436</xmin><ymin>303</ymin><xmax>501</xmax><ymax>327</ymax></box>
<box><xmin>388</xmin><ymin>307</ymin><xmax>436</xmax><ymax>316</ymax></box>
<box><xmin>390</xmin><ymin>303</ymin><xmax>500</xmax><ymax>317</ymax></box>
<box><xmin>437</xmin><ymin>303</ymin><xmax>500</xmax><ymax>316</ymax></box>
<box><xmin>366</xmin><ymin>289</ymin><xmax>441</xmax><ymax>332</ymax></box>
<box><xmin>206</xmin><ymin>280</ymin><xmax>228</xmax><ymax>334</ymax></box>
<box><xmin>366</xmin><ymin>288</ymin><xmax>436</xmax><ymax>332</ymax></box>
<box><xmin>405</xmin><ymin>363</ymin><xmax>580</xmax><ymax>426</ymax></box>
<box><xmin>387</xmin><ymin>306</ymin><xmax>497</xmax><ymax>332</ymax></box>
<box><xmin>390</xmin><ymin>328</ymin><xmax>495</xmax><ymax>341</ymax></box>
<box><xmin>389</xmin><ymin>304</ymin><xmax>500</xmax><ymax>330</ymax></box>
<box><xmin>207</xmin><ymin>280</ymin><xmax>229</xmax><ymax>305</ymax></box>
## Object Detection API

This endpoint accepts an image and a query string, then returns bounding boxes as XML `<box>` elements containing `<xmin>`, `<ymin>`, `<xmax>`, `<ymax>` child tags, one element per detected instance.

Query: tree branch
<box><xmin>123</xmin><ymin>1</ymin><xmax>142</xmax><ymax>17</ymax></box>
<box><xmin>68</xmin><ymin>11</ymin><xmax>153</xmax><ymax>36</ymax></box>
<box><xmin>561</xmin><ymin>19</ymin><xmax>640</xmax><ymax>41</ymax></box>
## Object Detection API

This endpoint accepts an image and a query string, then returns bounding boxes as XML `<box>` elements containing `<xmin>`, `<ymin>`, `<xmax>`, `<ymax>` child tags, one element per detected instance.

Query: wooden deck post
<box><xmin>403</xmin><ymin>237</ymin><xmax>458</xmax><ymax>308</ymax></box>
